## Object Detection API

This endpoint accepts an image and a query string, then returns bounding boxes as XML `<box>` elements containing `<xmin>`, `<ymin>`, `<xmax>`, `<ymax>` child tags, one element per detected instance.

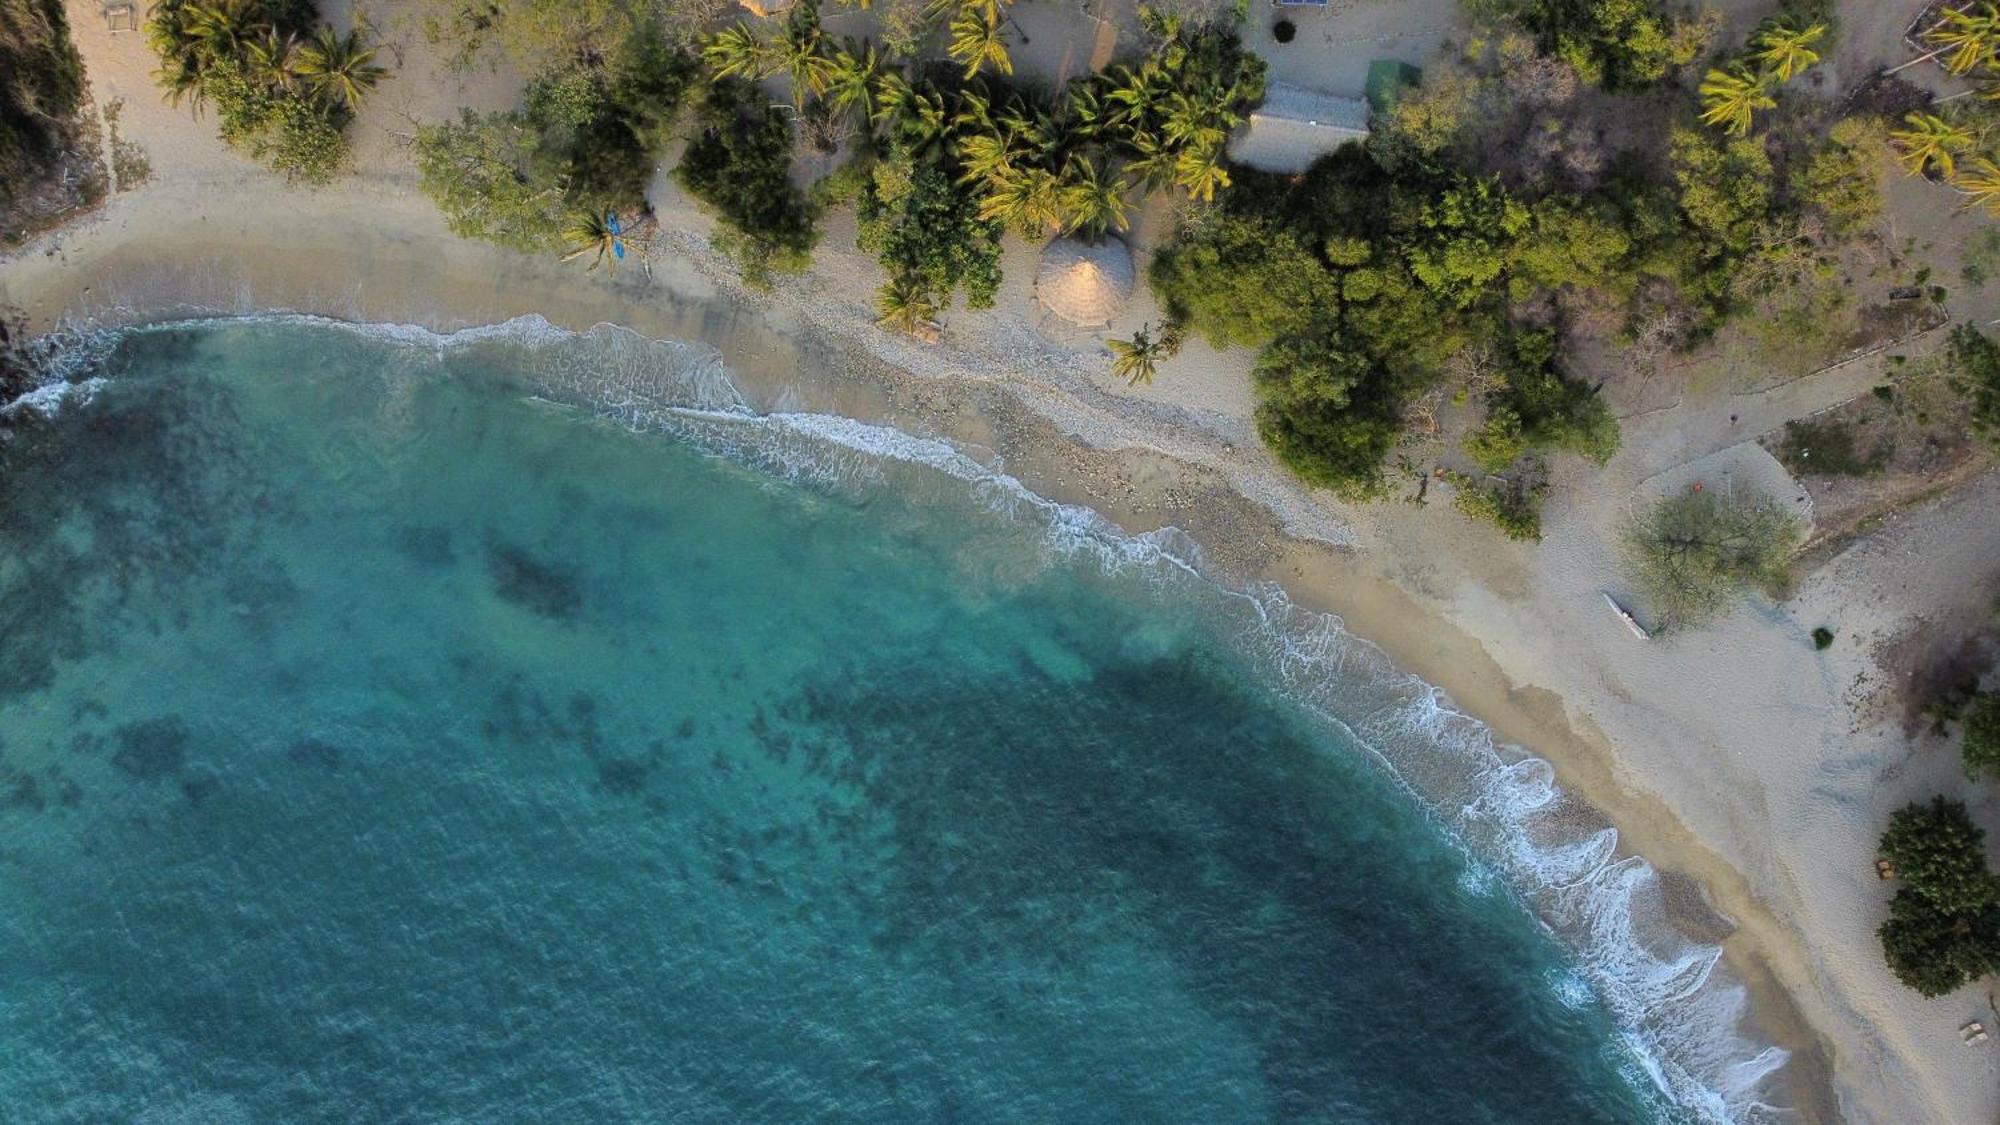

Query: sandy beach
<box><xmin>10</xmin><ymin>1</ymin><xmax>2000</xmax><ymax>1120</ymax></box>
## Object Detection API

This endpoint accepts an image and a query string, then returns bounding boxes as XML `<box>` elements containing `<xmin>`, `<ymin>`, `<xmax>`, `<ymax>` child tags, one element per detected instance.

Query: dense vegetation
<box><xmin>1877</xmin><ymin>797</ymin><xmax>2000</xmax><ymax>998</ymax></box>
<box><xmin>146</xmin><ymin>0</ymin><xmax>387</xmax><ymax>183</ymax></box>
<box><xmin>395</xmin><ymin>1</ymin><xmax>1906</xmax><ymax>545</ymax></box>
<box><xmin>1145</xmin><ymin>149</ymin><xmax>1623</xmax><ymax>502</ymax></box>
<box><xmin>698</xmin><ymin>4</ymin><xmax>1264</xmax><ymax>312</ymax></box>
<box><xmin>416</xmin><ymin>27</ymin><xmax>697</xmax><ymax>253</ymax></box>
<box><xmin>1945</xmin><ymin>324</ymin><xmax>2000</xmax><ymax>451</ymax></box>
<box><xmin>0</xmin><ymin>0</ymin><xmax>87</xmax><ymax>202</ymax></box>
<box><xmin>1140</xmin><ymin>4</ymin><xmax>1876</xmax><ymax>524</ymax></box>
<box><xmin>676</xmin><ymin>76</ymin><xmax>820</xmax><ymax>284</ymax></box>
<box><xmin>1965</xmin><ymin>691</ymin><xmax>2000</xmax><ymax>778</ymax></box>
<box><xmin>1468</xmin><ymin>0</ymin><xmax>1713</xmax><ymax>88</ymax></box>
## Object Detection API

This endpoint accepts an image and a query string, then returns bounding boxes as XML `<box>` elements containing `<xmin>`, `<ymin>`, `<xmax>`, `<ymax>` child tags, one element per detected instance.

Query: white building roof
<box><xmin>1227</xmin><ymin>83</ymin><xmax>1371</xmax><ymax>174</ymax></box>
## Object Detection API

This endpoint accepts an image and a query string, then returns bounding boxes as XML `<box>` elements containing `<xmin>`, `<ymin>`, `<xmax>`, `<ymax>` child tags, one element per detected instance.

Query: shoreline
<box><xmin>1</xmin><ymin>181</ymin><xmax>1839</xmax><ymax>1120</ymax></box>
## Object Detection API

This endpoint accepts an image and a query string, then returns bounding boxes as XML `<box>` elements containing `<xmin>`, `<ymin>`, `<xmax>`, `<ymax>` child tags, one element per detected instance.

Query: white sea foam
<box><xmin>43</xmin><ymin>313</ymin><xmax>1794</xmax><ymax>1124</ymax></box>
<box><xmin>0</xmin><ymin>376</ymin><xmax>106</xmax><ymax>419</ymax></box>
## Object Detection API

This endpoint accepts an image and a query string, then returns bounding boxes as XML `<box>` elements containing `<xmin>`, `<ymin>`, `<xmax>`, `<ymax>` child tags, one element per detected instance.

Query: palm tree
<box><xmin>245</xmin><ymin>30</ymin><xmax>303</xmax><ymax>93</ymax></box>
<box><xmin>147</xmin><ymin>0</ymin><xmax>250</xmax><ymax>108</ymax></box>
<box><xmin>1160</xmin><ymin>90</ymin><xmax>1232</xmax><ymax>151</ymax></box>
<box><xmin>1065</xmin><ymin>83</ymin><xmax>1110</xmax><ymax>140</ymax></box>
<box><xmin>874</xmin><ymin>75</ymin><xmax>948</xmax><ymax>158</ymax></box>
<box><xmin>777</xmin><ymin>3</ymin><xmax>838</xmax><ymax>103</ymax></box>
<box><xmin>1890</xmin><ymin>112</ymin><xmax>1976</xmax><ymax>177</ymax></box>
<box><xmin>1108</xmin><ymin>324</ymin><xmax>1165</xmax><ymax>387</ymax></box>
<box><xmin>1928</xmin><ymin>3</ymin><xmax>2000</xmax><ymax>76</ymax></box>
<box><xmin>1750</xmin><ymin>18</ymin><xmax>1826</xmax><ymax>82</ymax></box>
<box><xmin>871</xmin><ymin>70</ymin><xmax>918</xmax><ymax>135</ymax></box>
<box><xmin>948</xmin><ymin>8</ymin><xmax>1011</xmax><ymax>81</ymax></box>
<box><xmin>957</xmin><ymin>0</ymin><xmax>1015</xmax><ymax>24</ymax></box>
<box><xmin>1697</xmin><ymin>65</ymin><xmax>1776</xmax><ymax>136</ymax></box>
<box><xmin>876</xmin><ymin>275</ymin><xmax>939</xmax><ymax>334</ymax></box>
<box><xmin>1172</xmin><ymin>143</ymin><xmax>1230</xmax><ymax>204</ymax></box>
<box><xmin>703</xmin><ymin>24</ymin><xmax>779</xmax><ymax>83</ymax></box>
<box><xmin>979</xmin><ymin>164</ymin><xmax>1064</xmax><ymax>234</ymax></box>
<box><xmin>1010</xmin><ymin>103</ymin><xmax>1077</xmax><ymax>164</ymax></box>
<box><xmin>1951</xmin><ymin>155</ymin><xmax>2000</xmax><ymax>215</ymax></box>
<box><xmin>825</xmin><ymin>41</ymin><xmax>880</xmax><ymax>124</ymax></box>
<box><xmin>1123</xmin><ymin>130</ymin><xmax>1178</xmax><ymax>191</ymax></box>
<box><xmin>1887</xmin><ymin>3</ymin><xmax>2000</xmax><ymax>74</ymax></box>
<box><xmin>297</xmin><ymin>26</ymin><xmax>387</xmax><ymax>114</ymax></box>
<box><xmin>559</xmin><ymin>210</ymin><xmax>629</xmax><ymax>273</ymax></box>
<box><xmin>955</xmin><ymin>131</ymin><xmax>1017</xmax><ymax>186</ymax></box>
<box><xmin>146</xmin><ymin>3</ymin><xmax>205</xmax><ymax>72</ymax></box>
<box><xmin>183</xmin><ymin>0</ymin><xmax>260</xmax><ymax>63</ymax></box>
<box><xmin>1105</xmin><ymin>63</ymin><xmax>1165</xmax><ymax>131</ymax></box>
<box><xmin>1059</xmin><ymin>156</ymin><xmax>1130</xmax><ymax>241</ymax></box>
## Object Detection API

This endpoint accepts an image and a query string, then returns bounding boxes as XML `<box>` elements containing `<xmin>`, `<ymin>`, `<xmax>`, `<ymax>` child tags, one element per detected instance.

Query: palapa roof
<box><xmin>1034</xmin><ymin>237</ymin><xmax>1133</xmax><ymax>328</ymax></box>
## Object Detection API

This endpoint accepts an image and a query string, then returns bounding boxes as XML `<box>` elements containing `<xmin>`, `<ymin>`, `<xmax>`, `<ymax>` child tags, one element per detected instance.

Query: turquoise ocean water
<box><xmin>0</xmin><ymin>319</ymin><xmax>1785</xmax><ymax>1122</ymax></box>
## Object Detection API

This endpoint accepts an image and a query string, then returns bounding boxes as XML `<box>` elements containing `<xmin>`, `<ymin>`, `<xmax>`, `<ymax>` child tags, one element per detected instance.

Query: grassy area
<box><xmin>1775</xmin><ymin>416</ymin><xmax>1891</xmax><ymax>477</ymax></box>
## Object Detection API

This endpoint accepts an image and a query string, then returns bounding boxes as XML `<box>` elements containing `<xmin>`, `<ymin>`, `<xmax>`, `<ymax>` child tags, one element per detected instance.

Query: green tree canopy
<box><xmin>1623</xmin><ymin>486</ymin><xmax>1801</xmax><ymax>629</ymax></box>
<box><xmin>1251</xmin><ymin>329</ymin><xmax>1401</xmax><ymax>499</ymax></box>
<box><xmin>1946</xmin><ymin>324</ymin><xmax>2000</xmax><ymax>451</ymax></box>
<box><xmin>414</xmin><ymin>109</ymin><xmax>569</xmax><ymax>252</ymax></box>
<box><xmin>677</xmin><ymin>77</ymin><xmax>821</xmax><ymax>285</ymax></box>
<box><xmin>858</xmin><ymin>150</ymin><xmax>1004</xmax><ymax>314</ymax></box>
<box><xmin>145</xmin><ymin>0</ymin><xmax>379</xmax><ymax>183</ymax></box>
<box><xmin>1878</xmin><ymin>797</ymin><xmax>2000</xmax><ymax>997</ymax></box>
<box><xmin>1478</xmin><ymin>0</ymin><xmax>1710</xmax><ymax>88</ymax></box>
<box><xmin>1964</xmin><ymin>693</ymin><xmax>2000</xmax><ymax>778</ymax></box>
<box><xmin>1148</xmin><ymin>211</ymin><xmax>1337</xmax><ymax>348</ymax></box>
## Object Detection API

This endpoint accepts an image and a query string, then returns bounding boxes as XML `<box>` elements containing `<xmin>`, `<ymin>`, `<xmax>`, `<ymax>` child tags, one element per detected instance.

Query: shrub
<box><xmin>1251</xmin><ymin>329</ymin><xmax>1401</xmax><ymax>499</ymax></box>
<box><xmin>1796</xmin><ymin>118</ymin><xmax>1884</xmax><ymax>238</ymax></box>
<box><xmin>1272</xmin><ymin>19</ymin><xmax>1296</xmax><ymax>44</ymax></box>
<box><xmin>677</xmin><ymin>77</ymin><xmax>820</xmax><ymax>286</ymax></box>
<box><xmin>562</xmin><ymin>31</ymin><xmax>699</xmax><ymax>209</ymax></box>
<box><xmin>1148</xmin><ymin>211</ymin><xmax>1337</xmax><ymax>348</ymax></box>
<box><xmin>1447</xmin><ymin>468</ymin><xmax>1547</xmax><ymax>540</ymax></box>
<box><xmin>1812</xmin><ymin>626</ymin><xmax>1834</xmax><ymax>650</ymax></box>
<box><xmin>1878</xmin><ymin>797</ymin><xmax>2000</xmax><ymax>997</ymax></box>
<box><xmin>1966</xmin><ymin>693</ymin><xmax>2000</xmax><ymax>779</ymax></box>
<box><xmin>415</xmin><ymin>32</ymin><xmax>696</xmax><ymax>252</ymax></box>
<box><xmin>1776</xmin><ymin>417</ymin><xmax>1889</xmax><ymax>477</ymax></box>
<box><xmin>1482</xmin><ymin>330</ymin><xmax>1620</xmax><ymax>466</ymax></box>
<box><xmin>145</xmin><ymin>1</ymin><xmax>382</xmax><ymax>184</ymax></box>
<box><xmin>858</xmin><ymin>152</ymin><xmax>1003</xmax><ymax>314</ymax></box>
<box><xmin>1623</xmin><ymin>486</ymin><xmax>1802</xmax><ymax>629</ymax></box>
<box><xmin>1945</xmin><ymin>324</ymin><xmax>2000</xmax><ymax>451</ymax></box>
<box><xmin>415</xmin><ymin>110</ymin><xmax>569</xmax><ymax>252</ymax></box>
<box><xmin>1465</xmin><ymin>406</ymin><xmax>1529</xmax><ymax>473</ymax></box>
<box><xmin>1474</xmin><ymin>0</ymin><xmax>1712</xmax><ymax>88</ymax></box>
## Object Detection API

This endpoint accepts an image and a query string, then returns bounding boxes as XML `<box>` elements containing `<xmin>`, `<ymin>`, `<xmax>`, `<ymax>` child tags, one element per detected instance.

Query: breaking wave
<box><xmin>21</xmin><ymin>313</ymin><xmax>1792</xmax><ymax>1123</ymax></box>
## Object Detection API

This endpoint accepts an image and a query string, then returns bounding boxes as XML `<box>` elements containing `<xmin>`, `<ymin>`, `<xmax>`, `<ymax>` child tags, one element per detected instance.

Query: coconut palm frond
<box><xmin>1891</xmin><ymin>112</ymin><xmax>1975</xmax><ymax>177</ymax></box>
<box><xmin>1697</xmin><ymin>66</ymin><xmax>1776</xmax><ymax>136</ymax></box>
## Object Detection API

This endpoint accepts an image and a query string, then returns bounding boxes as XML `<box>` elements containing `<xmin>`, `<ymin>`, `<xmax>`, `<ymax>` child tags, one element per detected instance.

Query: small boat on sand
<box><xmin>1603</xmin><ymin>593</ymin><xmax>1651</xmax><ymax>640</ymax></box>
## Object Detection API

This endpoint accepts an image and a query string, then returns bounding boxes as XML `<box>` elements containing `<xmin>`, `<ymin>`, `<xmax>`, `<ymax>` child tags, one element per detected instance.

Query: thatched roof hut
<box><xmin>738</xmin><ymin>0</ymin><xmax>795</xmax><ymax>16</ymax></box>
<box><xmin>1034</xmin><ymin>237</ymin><xmax>1133</xmax><ymax>329</ymax></box>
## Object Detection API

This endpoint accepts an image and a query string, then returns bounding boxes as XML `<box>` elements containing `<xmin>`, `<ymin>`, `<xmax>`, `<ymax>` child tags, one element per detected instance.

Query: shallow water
<box><xmin>0</xmin><ymin>320</ymin><xmax>1751</xmax><ymax>1121</ymax></box>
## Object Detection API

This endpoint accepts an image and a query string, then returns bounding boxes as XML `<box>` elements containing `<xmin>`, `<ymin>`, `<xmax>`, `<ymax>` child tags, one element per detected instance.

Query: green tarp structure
<box><xmin>1365</xmin><ymin>60</ymin><xmax>1422</xmax><ymax>116</ymax></box>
